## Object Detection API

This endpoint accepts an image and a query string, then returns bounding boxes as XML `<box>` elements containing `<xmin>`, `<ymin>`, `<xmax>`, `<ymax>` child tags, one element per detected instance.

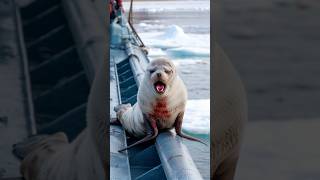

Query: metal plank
<box><xmin>30</xmin><ymin>46</ymin><xmax>83</xmax><ymax>84</ymax></box>
<box><xmin>26</xmin><ymin>25</ymin><xmax>65</xmax><ymax>48</ymax></box>
<box><xmin>110</xmin><ymin>126</ymin><xmax>131</xmax><ymax>180</ymax></box>
<box><xmin>23</xmin><ymin>5</ymin><xmax>60</xmax><ymax>26</ymax></box>
<box><xmin>23</xmin><ymin>5</ymin><xmax>65</xmax><ymax>43</ymax></box>
<box><xmin>20</xmin><ymin>0</ymin><xmax>60</xmax><ymax>20</ymax></box>
<box><xmin>38</xmin><ymin>103</ymin><xmax>86</xmax><ymax>140</ymax></box>
<box><xmin>129</xmin><ymin>145</ymin><xmax>160</xmax><ymax>167</ymax></box>
<box><xmin>14</xmin><ymin>0</ymin><xmax>37</xmax><ymax>135</ymax></box>
<box><xmin>62</xmin><ymin>0</ymin><xmax>106</xmax><ymax>83</ymax></box>
<box><xmin>33</xmin><ymin>72</ymin><xmax>89</xmax><ymax>118</ymax></box>
<box><xmin>110</xmin><ymin>48</ymin><xmax>132</xmax><ymax>180</ymax></box>
<box><xmin>156</xmin><ymin>131</ymin><xmax>203</xmax><ymax>180</ymax></box>
<box><xmin>0</xmin><ymin>0</ymin><xmax>35</xmax><ymax>178</ymax></box>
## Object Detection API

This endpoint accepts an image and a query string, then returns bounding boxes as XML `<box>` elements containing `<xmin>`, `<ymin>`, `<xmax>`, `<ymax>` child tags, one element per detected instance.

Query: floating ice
<box><xmin>182</xmin><ymin>99</ymin><xmax>210</xmax><ymax>135</ymax></box>
<box><xmin>147</xmin><ymin>48</ymin><xmax>166</xmax><ymax>57</ymax></box>
<box><xmin>123</xmin><ymin>1</ymin><xmax>210</xmax><ymax>13</ymax></box>
<box><xmin>140</xmin><ymin>25</ymin><xmax>210</xmax><ymax>59</ymax></box>
<box><xmin>138</xmin><ymin>23</ymin><xmax>165</xmax><ymax>31</ymax></box>
<box><xmin>166</xmin><ymin>47</ymin><xmax>210</xmax><ymax>58</ymax></box>
<box><xmin>157</xmin><ymin>25</ymin><xmax>188</xmax><ymax>40</ymax></box>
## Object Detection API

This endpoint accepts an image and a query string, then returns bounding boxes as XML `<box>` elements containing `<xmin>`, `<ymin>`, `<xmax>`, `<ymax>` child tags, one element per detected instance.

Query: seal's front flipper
<box><xmin>174</xmin><ymin>112</ymin><xmax>208</xmax><ymax>146</ymax></box>
<box><xmin>118</xmin><ymin>118</ymin><xmax>158</xmax><ymax>152</ymax></box>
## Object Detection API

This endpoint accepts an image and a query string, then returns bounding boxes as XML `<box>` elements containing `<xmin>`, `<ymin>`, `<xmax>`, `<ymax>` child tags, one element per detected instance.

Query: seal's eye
<box><xmin>165</xmin><ymin>70</ymin><xmax>171</xmax><ymax>74</ymax></box>
<box><xmin>149</xmin><ymin>70</ymin><xmax>155</xmax><ymax>74</ymax></box>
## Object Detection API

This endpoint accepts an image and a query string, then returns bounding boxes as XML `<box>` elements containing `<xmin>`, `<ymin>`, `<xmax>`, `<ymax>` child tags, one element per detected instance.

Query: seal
<box><xmin>211</xmin><ymin>43</ymin><xmax>247</xmax><ymax>180</ymax></box>
<box><xmin>114</xmin><ymin>57</ymin><xmax>206</xmax><ymax>152</ymax></box>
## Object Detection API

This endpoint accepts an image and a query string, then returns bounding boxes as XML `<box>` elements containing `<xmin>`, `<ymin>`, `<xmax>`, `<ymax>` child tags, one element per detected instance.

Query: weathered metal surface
<box><xmin>110</xmin><ymin>53</ymin><xmax>132</xmax><ymax>179</ymax></box>
<box><xmin>156</xmin><ymin>131</ymin><xmax>204</xmax><ymax>180</ymax></box>
<box><xmin>110</xmin><ymin>20</ymin><xmax>132</xmax><ymax>178</ymax></box>
<box><xmin>61</xmin><ymin>0</ymin><xmax>106</xmax><ymax>83</ymax></box>
<box><xmin>135</xmin><ymin>165</ymin><xmax>166</xmax><ymax>180</ymax></box>
<box><xmin>0</xmin><ymin>0</ymin><xmax>106</xmax><ymax>178</ymax></box>
<box><xmin>110</xmin><ymin>125</ymin><xmax>131</xmax><ymax>180</ymax></box>
<box><xmin>0</xmin><ymin>0</ymin><xmax>34</xmax><ymax>178</ymax></box>
<box><xmin>19</xmin><ymin>0</ymin><xmax>89</xmax><ymax>139</ymax></box>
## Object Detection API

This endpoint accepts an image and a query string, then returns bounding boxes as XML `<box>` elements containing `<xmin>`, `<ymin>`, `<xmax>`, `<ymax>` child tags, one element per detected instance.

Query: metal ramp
<box><xmin>111</xmin><ymin>50</ymin><xmax>166</xmax><ymax>180</ymax></box>
<box><xmin>117</xmin><ymin>58</ymin><xmax>138</xmax><ymax>105</ymax></box>
<box><xmin>116</xmin><ymin>55</ymin><xmax>165</xmax><ymax>180</ymax></box>
<box><xmin>19</xmin><ymin>0</ymin><xmax>90</xmax><ymax>140</ymax></box>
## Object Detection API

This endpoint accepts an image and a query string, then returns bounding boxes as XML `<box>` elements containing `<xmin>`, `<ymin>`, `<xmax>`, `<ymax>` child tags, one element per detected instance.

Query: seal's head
<box><xmin>146</xmin><ymin>57</ymin><xmax>177</xmax><ymax>95</ymax></box>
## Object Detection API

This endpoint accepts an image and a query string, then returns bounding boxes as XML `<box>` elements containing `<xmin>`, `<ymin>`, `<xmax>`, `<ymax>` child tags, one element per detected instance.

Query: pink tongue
<box><xmin>156</xmin><ymin>84</ymin><xmax>165</xmax><ymax>93</ymax></box>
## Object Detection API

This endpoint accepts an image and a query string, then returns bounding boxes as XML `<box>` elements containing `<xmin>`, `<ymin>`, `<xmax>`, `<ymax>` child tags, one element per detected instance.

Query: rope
<box><xmin>128</xmin><ymin>0</ymin><xmax>133</xmax><ymax>24</ymax></box>
<box><xmin>127</xmin><ymin>0</ymin><xmax>145</xmax><ymax>47</ymax></box>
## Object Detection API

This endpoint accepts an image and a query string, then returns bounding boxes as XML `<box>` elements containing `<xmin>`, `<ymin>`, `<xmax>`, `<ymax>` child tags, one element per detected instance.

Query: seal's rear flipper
<box><xmin>12</xmin><ymin>135</ymin><xmax>49</xmax><ymax>160</ymax></box>
<box><xmin>118</xmin><ymin>118</ymin><xmax>158</xmax><ymax>152</ymax></box>
<box><xmin>12</xmin><ymin>133</ymin><xmax>68</xmax><ymax>160</ymax></box>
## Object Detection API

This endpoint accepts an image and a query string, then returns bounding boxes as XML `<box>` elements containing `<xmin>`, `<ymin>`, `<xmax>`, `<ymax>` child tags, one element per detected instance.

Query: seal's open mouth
<box><xmin>154</xmin><ymin>81</ymin><xmax>166</xmax><ymax>94</ymax></box>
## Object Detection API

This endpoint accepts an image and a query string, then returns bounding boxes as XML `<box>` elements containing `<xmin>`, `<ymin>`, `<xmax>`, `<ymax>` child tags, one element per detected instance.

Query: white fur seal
<box><xmin>114</xmin><ymin>57</ymin><xmax>206</xmax><ymax>152</ymax></box>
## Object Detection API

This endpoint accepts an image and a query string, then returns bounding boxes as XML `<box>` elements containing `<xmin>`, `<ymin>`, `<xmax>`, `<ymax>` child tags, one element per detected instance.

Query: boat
<box><xmin>0</xmin><ymin>0</ymin><xmax>204</xmax><ymax>179</ymax></box>
<box><xmin>109</xmin><ymin>1</ymin><xmax>204</xmax><ymax>179</ymax></box>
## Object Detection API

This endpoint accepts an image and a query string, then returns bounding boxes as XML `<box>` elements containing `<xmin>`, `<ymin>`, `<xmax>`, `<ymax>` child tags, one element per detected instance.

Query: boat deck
<box><xmin>109</xmin><ymin>15</ymin><xmax>204</xmax><ymax>179</ymax></box>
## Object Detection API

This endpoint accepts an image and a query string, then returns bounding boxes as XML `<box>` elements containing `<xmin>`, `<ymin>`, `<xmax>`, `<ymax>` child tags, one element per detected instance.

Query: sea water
<box><xmin>123</xmin><ymin>0</ymin><xmax>210</xmax><ymax>179</ymax></box>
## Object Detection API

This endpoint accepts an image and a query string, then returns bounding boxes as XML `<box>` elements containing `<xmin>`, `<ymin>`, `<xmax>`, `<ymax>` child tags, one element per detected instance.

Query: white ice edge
<box><xmin>182</xmin><ymin>99</ymin><xmax>210</xmax><ymax>134</ymax></box>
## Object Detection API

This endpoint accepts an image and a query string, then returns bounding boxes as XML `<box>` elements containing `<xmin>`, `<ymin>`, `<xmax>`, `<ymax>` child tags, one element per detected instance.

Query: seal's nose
<box><xmin>157</xmin><ymin>73</ymin><xmax>161</xmax><ymax>77</ymax></box>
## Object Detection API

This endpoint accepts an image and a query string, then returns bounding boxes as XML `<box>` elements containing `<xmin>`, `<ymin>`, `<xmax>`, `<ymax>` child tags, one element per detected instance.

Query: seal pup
<box><xmin>114</xmin><ymin>57</ymin><xmax>206</xmax><ymax>152</ymax></box>
<box><xmin>12</xmin><ymin>60</ymin><xmax>108</xmax><ymax>180</ymax></box>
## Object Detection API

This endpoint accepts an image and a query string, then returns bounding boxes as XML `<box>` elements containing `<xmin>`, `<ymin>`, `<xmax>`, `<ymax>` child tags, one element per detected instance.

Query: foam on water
<box><xmin>182</xmin><ymin>99</ymin><xmax>210</xmax><ymax>135</ymax></box>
